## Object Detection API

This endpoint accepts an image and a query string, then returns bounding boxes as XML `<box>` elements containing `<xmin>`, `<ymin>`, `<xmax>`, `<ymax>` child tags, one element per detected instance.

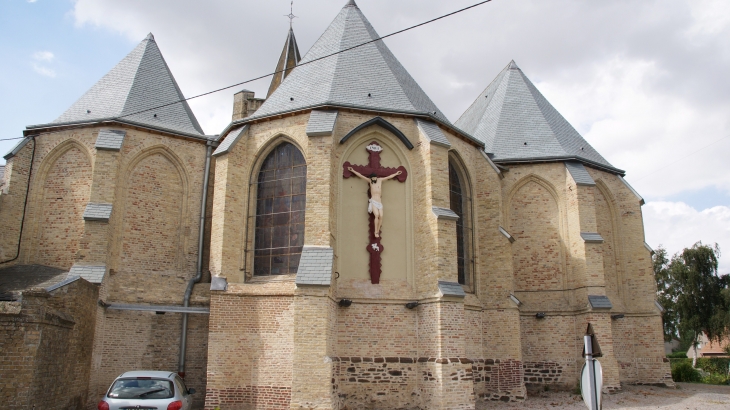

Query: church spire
<box><xmin>267</xmin><ymin>4</ymin><xmax>302</xmax><ymax>98</ymax></box>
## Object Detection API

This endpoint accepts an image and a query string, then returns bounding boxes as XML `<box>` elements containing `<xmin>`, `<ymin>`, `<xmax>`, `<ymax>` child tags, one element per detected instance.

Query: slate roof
<box><xmin>415</xmin><ymin>119</ymin><xmax>451</xmax><ymax>148</ymax></box>
<box><xmin>95</xmin><ymin>129</ymin><xmax>127</xmax><ymax>151</ymax></box>
<box><xmin>581</xmin><ymin>232</ymin><xmax>605</xmax><ymax>243</ymax></box>
<box><xmin>68</xmin><ymin>265</ymin><xmax>106</xmax><ymax>284</ymax></box>
<box><xmin>0</xmin><ymin>265</ymin><xmax>69</xmax><ymax>300</ymax></box>
<box><xmin>3</xmin><ymin>137</ymin><xmax>31</xmax><ymax>160</ymax></box>
<box><xmin>438</xmin><ymin>281</ymin><xmax>466</xmax><ymax>298</ymax></box>
<box><xmin>588</xmin><ymin>295</ymin><xmax>613</xmax><ymax>310</ymax></box>
<box><xmin>27</xmin><ymin>33</ymin><xmax>205</xmax><ymax>138</ymax></box>
<box><xmin>432</xmin><ymin>207</ymin><xmax>459</xmax><ymax>220</ymax></box>
<box><xmin>295</xmin><ymin>246</ymin><xmax>334</xmax><ymax>286</ymax></box>
<box><xmin>249</xmin><ymin>1</ymin><xmax>449</xmax><ymax>124</ymax></box>
<box><xmin>306</xmin><ymin>110</ymin><xmax>339</xmax><ymax>136</ymax></box>
<box><xmin>565</xmin><ymin>161</ymin><xmax>596</xmax><ymax>186</ymax></box>
<box><xmin>455</xmin><ymin>61</ymin><xmax>623</xmax><ymax>174</ymax></box>
<box><xmin>83</xmin><ymin>203</ymin><xmax>113</xmax><ymax>221</ymax></box>
<box><xmin>213</xmin><ymin>125</ymin><xmax>248</xmax><ymax>157</ymax></box>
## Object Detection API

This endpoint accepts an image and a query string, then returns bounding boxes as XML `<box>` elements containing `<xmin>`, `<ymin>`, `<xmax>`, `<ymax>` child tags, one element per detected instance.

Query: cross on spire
<box><xmin>285</xmin><ymin>1</ymin><xmax>297</xmax><ymax>28</ymax></box>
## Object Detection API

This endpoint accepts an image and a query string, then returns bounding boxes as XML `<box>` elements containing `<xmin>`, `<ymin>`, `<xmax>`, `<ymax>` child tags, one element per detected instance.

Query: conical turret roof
<box><xmin>267</xmin><ymin>28</ymin><xmax>302</xmax><ymax>98</ymax></box>
<box><xmin>250</xmin><ymin>0</ymin><xmax>448</xmax><ymax>123</ymax></box>
<box><xmin>456</xmin><ymin>61</ymin><xmax>621</xmax><ymax>173</ymax></box>
<box><xmin>29</xmin><ymin>33</ymin><xmax>204</xmax><ymax>137</ymax></box>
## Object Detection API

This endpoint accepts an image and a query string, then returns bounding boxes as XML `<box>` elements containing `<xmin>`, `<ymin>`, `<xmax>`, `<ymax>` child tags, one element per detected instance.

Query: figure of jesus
<box><xmin>348</xmin><ymin>167</ymin><xmax>402</xmax><ymax>238</ymax></box>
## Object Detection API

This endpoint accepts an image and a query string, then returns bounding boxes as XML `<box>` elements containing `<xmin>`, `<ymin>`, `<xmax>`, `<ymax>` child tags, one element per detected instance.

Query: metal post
<box><xmin>584</xmin><ymin>335</ymin><xmax>598</xmax><ymax>410</ymax></box>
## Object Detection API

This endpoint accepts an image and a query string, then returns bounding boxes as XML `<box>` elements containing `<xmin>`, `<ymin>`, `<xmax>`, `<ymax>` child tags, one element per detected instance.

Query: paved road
<box><xmin>482</xmin><ymin>383</ymin><xmax>730</xmax><ymax>409</ymax></box>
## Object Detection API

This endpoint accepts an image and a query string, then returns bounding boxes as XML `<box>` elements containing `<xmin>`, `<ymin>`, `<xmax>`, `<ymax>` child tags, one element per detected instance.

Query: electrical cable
<box><xmin>114</xmin><ymin>0</ymin><xmax>494</xmax><ymax>120</ymax></box>
<box><xmin>1</xmin><ymin>1</ymin><xmax>493</xmax><ymax>149</ymax></box>
<box><xmin>633</xmin><ymin>135</ymin><xmax>730</xmax><ymax>182</ymax></box>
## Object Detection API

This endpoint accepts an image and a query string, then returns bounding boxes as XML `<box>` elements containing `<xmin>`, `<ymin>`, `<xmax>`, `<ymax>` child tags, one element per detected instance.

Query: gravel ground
<box><xmin>481</xmin><ymin>383</ymin><xmax>730</xmax><ymax>409</ymax></box>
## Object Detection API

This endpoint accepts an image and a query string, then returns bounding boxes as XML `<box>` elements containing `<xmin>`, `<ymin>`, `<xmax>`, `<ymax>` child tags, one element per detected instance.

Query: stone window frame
<box><xmin>248</xmin><ymin>140</ymin><xmax>307</xmax><ymax>279</ymax></box>
<box><xmin>448</xmin><ymin>153</ymin><xmax>475</xmax><ymax>292</ymax></box>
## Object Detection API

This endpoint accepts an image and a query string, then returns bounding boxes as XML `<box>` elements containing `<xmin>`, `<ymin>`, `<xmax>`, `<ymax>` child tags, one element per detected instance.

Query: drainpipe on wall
<box><xmin>178</xmin><ymin>141</ymin><xmax>213</xmax><ymax>377</ymax></box>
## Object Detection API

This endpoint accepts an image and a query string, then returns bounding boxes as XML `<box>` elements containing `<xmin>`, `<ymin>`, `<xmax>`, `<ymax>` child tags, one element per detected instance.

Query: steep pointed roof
<box><xmin>267</xmin><ymin>28</ymin><xmax>302</xmax><ymax>98</ymax></box>
<box><xmin>250</xmin><ymin>0</ymin><xmax>449</xmax><ymax>124</ymax></box>
<box><xmin>456</xmin><ymin>61</ymin><xmax>622</xmax><ymax>174</ymax></box>
<box><xmin>28</xmin><ymin>33</ymin><xmax>204</xmax><ymax>137</ymax></box>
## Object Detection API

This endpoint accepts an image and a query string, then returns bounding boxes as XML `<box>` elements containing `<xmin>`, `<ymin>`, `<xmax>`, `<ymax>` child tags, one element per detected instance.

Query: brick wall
<box><xmin>0</xmin><ymin>279</ymin><xmax>98</xmax><ymax>409</ymax></box>
<box><xmin>206</xmin><ymin>286</ymin><xmax>295</xmax><ymax>410</ymax></box>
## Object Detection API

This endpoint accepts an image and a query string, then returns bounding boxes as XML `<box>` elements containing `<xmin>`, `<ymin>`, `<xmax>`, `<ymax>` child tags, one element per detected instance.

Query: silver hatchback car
<box><xmin>98</xmin><ymin>371</ymin><xmax>196</xmax><ymax>410</ymax></box>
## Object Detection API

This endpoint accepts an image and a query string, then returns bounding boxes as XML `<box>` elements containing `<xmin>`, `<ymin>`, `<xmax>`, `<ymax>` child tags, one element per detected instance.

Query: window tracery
<box><xmin>253</xmin><ymin>142</ymin><xmax>307</xmax><ymax>276</ymax></box>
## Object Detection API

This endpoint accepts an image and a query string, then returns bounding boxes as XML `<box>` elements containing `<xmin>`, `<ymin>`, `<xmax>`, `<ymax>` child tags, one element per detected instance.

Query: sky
<box><xmin>1</xmin><ymin>0</ymin><xmax>729</xmax><ymax>273</ymax></box>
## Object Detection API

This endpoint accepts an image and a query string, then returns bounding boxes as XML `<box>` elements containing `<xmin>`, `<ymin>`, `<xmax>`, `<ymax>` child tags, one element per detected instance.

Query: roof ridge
<box><xmin>454</xmin><ymin>61</ymin><xmax>511</xmax><ymax>126</ymax></box>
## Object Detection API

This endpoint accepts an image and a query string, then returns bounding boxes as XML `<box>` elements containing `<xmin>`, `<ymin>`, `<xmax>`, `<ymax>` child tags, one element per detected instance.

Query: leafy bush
<box><xmin>667</xmin><ymin>351</ymin><xmax>687</xmax><ymax>358</ymax></box>
<box><xmin>671</xmin><ymin>361</ymin><xmax>702</xmax><ymax>382</ymax></box>
<box><xmin>696</xmin><ymin>358</ymin><xmax>730</xmax><ymax>375</ymax></box>
<box><xmin>702</xmin><ymin>373</ymin><xmax>729</xmax><ymax>385</ymax></box>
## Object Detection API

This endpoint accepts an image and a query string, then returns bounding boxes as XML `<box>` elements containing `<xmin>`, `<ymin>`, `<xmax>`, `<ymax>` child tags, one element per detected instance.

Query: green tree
<box><xmin>654</xmin><ymin>246</ymin><xmax>679</xmax><ymax>342</ymax></box>
<box><xmin>672</xmin><ymin>243</ymin><xmax>728</xmax><ymax>347</ymax></box>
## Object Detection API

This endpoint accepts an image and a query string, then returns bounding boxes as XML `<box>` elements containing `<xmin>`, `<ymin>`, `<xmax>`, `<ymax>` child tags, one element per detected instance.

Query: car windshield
<box><xmin>108</xmin><ymin>378</ymin><xmax>174</xmax><ymax>399</ymax></box>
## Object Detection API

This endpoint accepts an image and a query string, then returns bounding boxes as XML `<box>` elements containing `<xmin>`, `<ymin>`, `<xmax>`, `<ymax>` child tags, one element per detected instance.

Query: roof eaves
<box><xmin>493</xmin><ymin>156</ymin><xmax>625</xmax><ymax>175</ymax></box>
<box><xmin>234</xmin><ymin>102</ymin><xmax>484</xmax><ymax>148</ymax></box>
<box><xmin>3</xmin><ymin>137</ymin><xmax>32</xmax><ymax>160</ymax></box>
<box><xmin>25</xmin><ymin>118</ymin><xmax>211</xmax><ymax>142</ymax></box>
<box><xmin>479</xmin><ymin>150</ymin><xmax>504</xmax><ymax>179</ymax></box>
<box><xmin>618</xmin><ymin>176</ymin><xmax>645</xmax><ymax>206</ymax></box>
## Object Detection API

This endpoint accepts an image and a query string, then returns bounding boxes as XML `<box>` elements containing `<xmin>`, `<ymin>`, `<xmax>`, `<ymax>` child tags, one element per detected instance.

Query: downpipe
<box><xmin>179</xmin><ymin>142</ymin><xmax>213</xmax><ymax>377</ymax></box>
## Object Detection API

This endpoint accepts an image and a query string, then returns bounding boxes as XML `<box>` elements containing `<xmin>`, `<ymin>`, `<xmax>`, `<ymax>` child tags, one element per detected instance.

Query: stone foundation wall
<box><xmin>473</xmin><ymin>359</ymin><xmax>525</xmax><ymax>405</ymax></box>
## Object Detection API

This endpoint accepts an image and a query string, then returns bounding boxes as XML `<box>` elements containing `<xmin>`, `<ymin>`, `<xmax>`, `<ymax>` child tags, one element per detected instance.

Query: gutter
<box><xmin>24</xmin><ymin>118</ymin><xmax>212</xmax><ymax>142</ymax></box>
<box><xmin>178</xmin><ymin>140</ymin><xmax>213</xmax><ymax>378</ymax></box>
<box><xmin>216</xmin><ymin>102</ymin><xmax>485</xmax><ymax>149</ymax></box>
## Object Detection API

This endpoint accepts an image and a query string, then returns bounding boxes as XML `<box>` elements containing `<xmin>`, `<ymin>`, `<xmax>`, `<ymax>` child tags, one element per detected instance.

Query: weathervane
<box><xmin>285</xmin><ymin>1</ymin><xmax>297</xmax><ymax>28</ymax></box>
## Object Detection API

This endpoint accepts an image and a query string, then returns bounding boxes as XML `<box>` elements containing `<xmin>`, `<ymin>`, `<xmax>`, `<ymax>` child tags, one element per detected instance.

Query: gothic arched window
<box><xmin>449</xmin><ymin>158</ymin><xmax>473</xmax><ymax>288</ymax></box>
<box><xmin>253</xmin><ymin>142</ymin><xmax>306</xmax><ymax>276</ymax></box>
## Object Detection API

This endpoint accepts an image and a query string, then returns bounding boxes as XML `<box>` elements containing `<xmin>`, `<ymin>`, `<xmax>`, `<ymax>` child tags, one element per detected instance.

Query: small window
<box><xmin>253</xmin><ymin>142</ymin><xmax>307</xmax><ymax>276</ymax></box>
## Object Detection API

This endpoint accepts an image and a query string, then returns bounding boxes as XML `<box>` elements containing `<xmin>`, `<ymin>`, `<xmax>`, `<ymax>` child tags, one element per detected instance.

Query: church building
<box><xmin>0</xmin><ymin>1</ymin><xmax>672</xmax><ymax>409</ymax></box>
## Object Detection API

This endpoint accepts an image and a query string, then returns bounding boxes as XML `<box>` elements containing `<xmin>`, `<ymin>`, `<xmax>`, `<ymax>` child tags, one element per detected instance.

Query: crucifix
<box><xmin>343</xmin><ymin>142</ymin><xmax>408</xmax><ymax>284</ymax></box>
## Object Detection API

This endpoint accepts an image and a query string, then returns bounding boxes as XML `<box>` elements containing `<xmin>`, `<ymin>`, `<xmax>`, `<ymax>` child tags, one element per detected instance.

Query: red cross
<box><xmin>343</xmin><ymin>142</ymin><xmax>407</xmax><ymax>284</ymax></box>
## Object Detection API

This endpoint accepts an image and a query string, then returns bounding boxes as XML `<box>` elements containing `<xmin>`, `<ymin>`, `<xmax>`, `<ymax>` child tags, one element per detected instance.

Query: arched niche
<box><xmin>507</xmin><ymin>175</ymin><xmax>566</xmax><ymax>292</ymax></box>
<box><xmin>337</xmin><ymin>129</ymin><xmax>414</xmax><ymax>293</ymax></box>
<box><xmin>113</xmin><ymin>146</ymin><xmax>189</xmax><ymax>301</ymax></box>
<box><xmin>594</xmin><ymin>179</ymin><xmax>624</xmax><ymax>303</ymax></box>
<box><xmin>33</xmin><ymin>139</ymin><xmax>93</xmax><ymax>269</ymax></box>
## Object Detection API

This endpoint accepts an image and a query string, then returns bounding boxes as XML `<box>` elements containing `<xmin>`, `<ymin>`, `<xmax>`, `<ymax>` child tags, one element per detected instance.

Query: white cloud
<box><xmin>536</xmin><ymin>57</ymin><xmax>730</xmax><ymax>200</ymax></box>
<box><xmin>32</xmin><ymin>63</ymin><xmax>56</xmax><ymax>78</ymax></box>
<box><xmin>644</xmin><ymin>201</ymin><xmax>730</xmax><ymax>274</ymax></box>
<box><xmin>32</xmin><ymin>51</ymin><xmax>54</xmax><ymax>62</ymax></box>
<box><xmin>27</xmin><ymin>0</ymin><xmax>38</xmax><ymax>3</ymax></box>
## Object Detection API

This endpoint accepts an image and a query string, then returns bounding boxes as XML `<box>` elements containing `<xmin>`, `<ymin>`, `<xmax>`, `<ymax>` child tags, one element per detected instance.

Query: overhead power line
<box><xmin>633</xmin><ymin>135</ymin><xmax>730</xmax><ymax>182</ymax></box>
<box><xmin>116</xmin><ymin>0</ymin><xmax>494</xmax><ymax>120</ymax></box>
<box><xmin>1</xmin><ymin>1</ymin><xmax>493</xmax><ymax>146</ymax></box>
